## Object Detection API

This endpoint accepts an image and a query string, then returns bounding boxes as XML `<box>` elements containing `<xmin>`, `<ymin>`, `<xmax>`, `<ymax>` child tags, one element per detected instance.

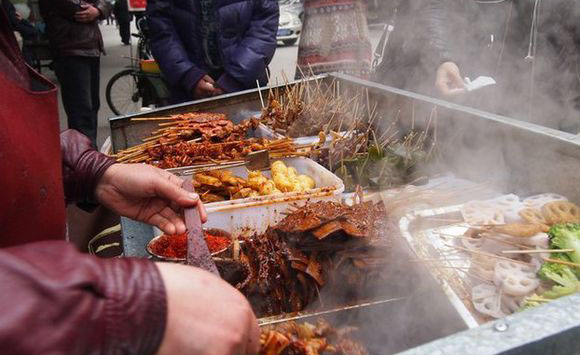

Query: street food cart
<box><xmin>110</xmin><ymin>74</ymin><xmax>580</xmax><ymax>355</ymax></box>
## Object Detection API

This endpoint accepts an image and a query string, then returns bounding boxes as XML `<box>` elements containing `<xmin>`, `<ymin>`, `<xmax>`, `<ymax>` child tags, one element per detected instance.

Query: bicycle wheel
<box><xmin>106</xmin><ymin>69</ymin><xmax>143</xmax><ymax>116</ymax></box>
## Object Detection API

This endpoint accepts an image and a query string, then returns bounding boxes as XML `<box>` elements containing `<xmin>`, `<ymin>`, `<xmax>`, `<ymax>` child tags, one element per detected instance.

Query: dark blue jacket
<box><xmin>147</xmin><ymin>0</ymin><xmax>279</xmax><ymax>102</ymax></box>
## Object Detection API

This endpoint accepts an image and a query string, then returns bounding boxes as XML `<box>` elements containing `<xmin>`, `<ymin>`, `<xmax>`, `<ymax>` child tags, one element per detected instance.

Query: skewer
<box><xmin>257</xmin><ymin>296</ymin><xmax>408</xmax><ymax>327</ymax></box>
<box><xmin>158</xmin><ymin>121</ymin><xmax>181</xmax><ymax>127</ymax></box>
<box><xmin>131</xmin><ymin>116</ymin><xmax>174</xmax><ymax>121</ymax></box>
<box><xmin>256</xmin><ymin>80</ymin><xmax>265</xmax><ymax>109</ymax></box>
<box><xmin>543</xmin><ymin>257</ymin><xmax>580</xmax><ymax>268</ymax></box>
<box><xmin>434</xmin><ymin>231</ymin><xmax>533</xmax><ymax>250</ymax></box>
<box><xmin>446</xmin><ymin>244</ymin><xmax>533</xmax><ymax>266</ymax></box>
<box><xmin>142</xmin><ymin>133</ymin><xmax>168</xmax><ymax>142</ymax></box>
<box><xmin>502</xmin><ymin>249</ymin><xmax>575</xmax><ymax>254</ymax></box>
<box><xmin>525</xmin><ymin>297</ymin><xmax>552</xmax><ymax>303</ymax></box>
<box><xmin>408</xmin><ymin>258</ymin><xmax>465</xmax><ymax>263</ymax></box>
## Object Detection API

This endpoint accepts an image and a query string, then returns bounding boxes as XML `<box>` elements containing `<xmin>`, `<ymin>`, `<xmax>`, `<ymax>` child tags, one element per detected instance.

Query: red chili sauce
<box><xmin>150</xmin><ymin>231</ymin><xmax>230</xmax><ymax>259</ymax></box>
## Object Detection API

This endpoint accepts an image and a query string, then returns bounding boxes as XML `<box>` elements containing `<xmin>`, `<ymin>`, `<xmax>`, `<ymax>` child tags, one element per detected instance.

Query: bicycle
<box><xmin>105</xmin><ymin>16</ymin><xmax>170</xmax><ymax>116</ymax></box>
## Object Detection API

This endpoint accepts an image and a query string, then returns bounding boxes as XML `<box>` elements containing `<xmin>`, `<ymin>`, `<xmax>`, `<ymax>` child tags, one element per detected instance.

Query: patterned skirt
<box><xmin>296</xmin><ymin>0</ymin><xmax>372</xmax><ymax>79</ymax></box>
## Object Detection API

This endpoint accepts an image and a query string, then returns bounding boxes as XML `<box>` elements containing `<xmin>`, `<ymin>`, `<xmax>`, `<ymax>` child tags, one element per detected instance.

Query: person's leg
<box><xmin>89</xmin><ymin>57</ymin><xmax>100</xmax><ymax>147</ymax></box>
<box><xmin>120</xmin><ymin>21</ymin><xmax>130</xmax><ymax>44</ymax></box>
<box><xmin>53</xmin><ymin>56</ymin><xmax>98</xmax><ymax>146</ymax></box>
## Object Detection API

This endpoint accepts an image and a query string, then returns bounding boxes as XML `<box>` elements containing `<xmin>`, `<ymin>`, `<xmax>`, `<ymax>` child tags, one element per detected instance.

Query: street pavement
<box><xmin>51</xmin><ymin>23</ymin><xmax>382</xmax><ymax>148</ymax></box>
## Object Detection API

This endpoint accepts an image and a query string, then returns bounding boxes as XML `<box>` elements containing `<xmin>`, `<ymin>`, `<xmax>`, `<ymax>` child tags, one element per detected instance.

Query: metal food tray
<box><xmin>399</xmin><ymin>204</ymin><xmax>483</xmax><ymax>328</ymax></box>
<box><xmin>115</xmin><ymin>74</ymin><xmax>580</xmax><ymax>354</ymax></box>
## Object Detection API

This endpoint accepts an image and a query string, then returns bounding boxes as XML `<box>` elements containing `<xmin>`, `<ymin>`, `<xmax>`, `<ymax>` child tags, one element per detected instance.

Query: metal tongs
<box><xmin>179</xmin><ymin>150</ymin><xmax>271</xmax><ymax>176</ymax></box>
<box><xmin>182</xmin><ymin>178</ymin><xmax>220</xmax><ymax>275</ymax></box>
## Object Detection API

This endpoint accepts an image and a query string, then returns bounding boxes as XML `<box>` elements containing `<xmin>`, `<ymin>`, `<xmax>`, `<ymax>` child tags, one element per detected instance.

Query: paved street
<box><xmin>50</xmin><ymin>23</ymin><xmax>382</xmax><ymax>148</ymax></box>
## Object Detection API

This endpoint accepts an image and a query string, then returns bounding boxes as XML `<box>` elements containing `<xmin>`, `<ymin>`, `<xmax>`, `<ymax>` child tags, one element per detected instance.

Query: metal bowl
<box><xmin>146</xmin><ymin>228</ymin><xmax>232</xmax><ymax>262</ymax></box>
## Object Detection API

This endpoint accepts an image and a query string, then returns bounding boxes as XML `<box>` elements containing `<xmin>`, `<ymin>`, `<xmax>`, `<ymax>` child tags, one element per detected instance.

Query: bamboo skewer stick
<box><xmin>525</xmin><ymin>297</ymin><xmax>551</xmax><ymax>303</ymax></box>
<box><xmin>434</xmin><ymin>232</ymin><xmax>533</xmax><ymax>250</ymax></box>
<box><xmin>256</xmin><ymin>80</ymin><xmax>265</xmax><ymax>109</ymax></box>
<box><xmin>446</xmin><ymin>244</ymin><xmax>533</xmax><ymax>266</ymax></box>
<box><xmin>502</xmin><ymin>249</ymin><xmax>575</xmax><ymax>254</ymax></box>
<box><xmin>158</xmin><ymin>121</ymin><xmax>180</xmax><ymax>127</ymax></box>
<box><xmin>131</xmin><ymin>116</ymin><xmax>174</xmax><ymax>121</ymax></box>
<box><xmin>543</xmin><ymin>257</ymin><xmax>580</xmax><ymax>268</ymax></box>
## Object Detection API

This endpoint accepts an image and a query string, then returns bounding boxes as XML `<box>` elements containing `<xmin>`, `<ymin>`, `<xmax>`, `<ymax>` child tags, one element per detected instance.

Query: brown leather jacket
<box><xmin>0</xmin><ymin>10</ymin><xmax>166</xmax><ymax>354</ymax></box>
<box><xmin>39</xmin><ymin>0</ymin><xmax>111</xmax><ymax>57</ymax></box>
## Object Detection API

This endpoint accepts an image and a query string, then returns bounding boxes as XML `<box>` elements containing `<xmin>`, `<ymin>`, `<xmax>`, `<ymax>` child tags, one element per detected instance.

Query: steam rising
<box><xmin>376</xmin><ymin>0</ymin><xmax>579</xmax><ymax>134</ymax></box>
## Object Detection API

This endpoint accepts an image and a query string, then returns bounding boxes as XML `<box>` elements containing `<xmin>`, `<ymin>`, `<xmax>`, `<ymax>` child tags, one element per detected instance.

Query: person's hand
<box><xmin>74</xmin><ymin>4</ymin><xmax>101</xmax><ymax>23</ymax></box>
<box><xmin>212</xmin><ymin>87</ymin><xmax>225</xmax><ymax>96</ymax></box>
<box><xmin>95</xmin><ymin>164</ymin><xmax>207</xmax><ymax>235</ymax></box>
<box><xmin>156</xmin><ymin>263</ymin><xmax>260</xmax><ymax>355</ymax></box>
<box><xmin>435</xmin><ymin>61</ymin><xmax>466</xmax><ymax>96</ymax></box>
<box><xmin>193</xmin><ymin>75</ymin><xmax>217</xmax><ymax>99</ymax></box>
<box><xmin>15</xmin><ymin>11</ymin><xmax>23</xmax><ymax>21</ymax></box>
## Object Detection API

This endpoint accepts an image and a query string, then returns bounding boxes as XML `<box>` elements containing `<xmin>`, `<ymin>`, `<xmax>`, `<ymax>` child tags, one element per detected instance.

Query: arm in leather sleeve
<box><xmin>0</xmin><ymin>241</ymin><xmax>166</xmax><ymax>354</ymax></box>
<box><xmin>422</xmin><ymin>0</ymin><xmax>458</xmax><ymax>69</ymax></box>
<box><xmin>61</xmin><ymin>129</ymin><xmax>116</xmax><ymax>204</ymax></box>
<box><xmin>95</xmin><ymin>0</ymin><xmax>112</xmax><ymax>20</ymax></box>
<box><xmin>217</xmin><ymin>0</ymin><xmax>279</xmax><ymax>92</ymax></box>
<box><xmin>43</xmin><ymin>0</ymin><xmax>83</xmax><ymax>19</ymax></box>
<box><xmin>146</xmin><ymin>0</ymin><xmax>207</xmax><ymax>95</ymax></box>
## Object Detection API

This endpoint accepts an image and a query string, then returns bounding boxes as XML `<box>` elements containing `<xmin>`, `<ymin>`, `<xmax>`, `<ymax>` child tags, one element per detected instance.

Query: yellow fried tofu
<box><xmin>247</xmin><ymin>170</ymin><xmax>263</xmax><ymax>179</ymax></box>
<box><xmin>200</xmin><ymin>193</ymin><xmax>225</xmax><ymax>203</ymax></box>
<box><xmin>297</xmin><ymin>175</ymin><xmax>315</xmax><ymax>190</ymax></box>
<box><xmin>259</xmin><ymin>180</ymin><xmax>281</xmax><ymax>195</ymax></box>
<box><xmin>273</xmin><ymin>174</ymin><xmax>294</xmax><ymax>192</ymax></box>
<box><xmin>232</xmin><ymin>188</ymin><xmax>257</xmax><ymax>199</ymax></box>
<box><xmin>271</xmin><ymin>161</ymin><xmax>288</xmax><ymax>175</ymax></box>
<box><xmin>287</xmin><ymin>167</ymin><xmax>298</xmax><ymax>178</ymax></box>
<box><xmin>194</xmin><ymin>174</ymin><xmax>222</xmax><ymax>188</ymax></box>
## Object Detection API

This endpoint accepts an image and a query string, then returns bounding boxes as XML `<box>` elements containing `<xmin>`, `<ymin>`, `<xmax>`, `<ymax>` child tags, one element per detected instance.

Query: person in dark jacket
<box><xmin>113</xmin><ymin>0</ymin><xmax>131</xmax><ymax>45</ymax></box>
<box><xmin>2</xmin><ymin>0</ymin><xmax>39</xmax><ymax>65</ymax></box>
<box><xmin>146</xmin><ymin>0</ymin><xmax>279</xmax><ymax>103</ymax></box>
<box><xmin>423</xmin><ymin>0</ymin><xmax>580</xmax><ymax>132</ymax></box>
<box><xmin>39</xmin><ymin>0</ymin><xmax>111</xmax><ymax>147</ymax></box>
<box><xmin>0</xmin><ymin>7</ymin><xmax>259</xmax><ymax>353</ymax></box>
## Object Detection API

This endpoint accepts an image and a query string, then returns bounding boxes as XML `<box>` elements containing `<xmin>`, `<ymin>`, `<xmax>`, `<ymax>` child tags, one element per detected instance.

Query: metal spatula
<box><xmin>182</xmin><ymin>177</ymin><xmax>220</xmax><ymax>276</ymax></box>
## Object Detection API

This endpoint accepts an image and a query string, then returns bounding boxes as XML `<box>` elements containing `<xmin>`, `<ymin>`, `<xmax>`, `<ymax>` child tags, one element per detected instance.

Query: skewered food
<box><xmin>114</xmin><ymin>113</ymin><xmax>261</xmax><ymax>163</ymax></box>
<box><xmin>519</xmin><ymin>208</ymin><xmax>550</xmax><ymax>231</ymax></box>
<box><xmin>236</xmin><ymin>201</ymin><xmax>389</xmax><ymax>317</ymax></box>
<box><xmin>143</xmin><ymin>138</ymin><xmax>299</xmax><ymax>169</ymax></box>
<box><xmin>482</xmin><ymin>223</ymin><xmax>545</xmax><ymax>238</ymax></box>
<box><xmin>523</xmin><ymin>193</ymin><xmax>568</xmax><ymax>211</ymax></box>
<box><xmin>461</xmin><ymin>201</ymin><xmax>505</xmax><ymax>226</ymax></box>
<box><xmin>260</xmin><ymin>319</ymin><xmax>368</xmax><ymax>355</ymax></box>
<box><xmin>453</xmin><ymin>194</ymin><xmax>580</xmax><ymax>319</ymax></box>
<box><xmin>471</xmin><ymin>284</ymin><xmax>506</xmax><ymax>319</ymax></box>
<box><xmin>193</xmin><ymin>161</ymin><xmax>316</xmax><ymax>203</ymax></box>
<box><xmin>493</xmin><ymin>261</ymin><xmax>540</xmax><ymax>296</ymax></box>
<box><xmin>541</xmin><ymin>201</ymin><xmax>580</xmax><ymax>224</ymax></box>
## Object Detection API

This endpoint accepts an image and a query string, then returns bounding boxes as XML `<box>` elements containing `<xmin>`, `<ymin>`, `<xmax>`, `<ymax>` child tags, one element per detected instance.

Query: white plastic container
<box><xmin>182</xmin><ymin>157</ymin><xmax>344</xmax><ymax>212</ymax></box>
<box><xmin>153</xmin><ymin>187</ymin><xmax>342</xmax><ymax>240</ymax></box>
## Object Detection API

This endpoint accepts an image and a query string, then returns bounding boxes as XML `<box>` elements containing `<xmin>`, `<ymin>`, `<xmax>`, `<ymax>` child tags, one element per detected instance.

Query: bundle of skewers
<box><xmin>112</xmin><ymin>112</ymin><xmax>315</xmax><ymax>168</ymax></box>
<box><xmin>258</xmin><ymin>73</ymin><xmax>435</xmax><ymax>192</ymax></box>
<box><xmin>260</xmin><ymin>75</ymin><xmax>366</xmax><ymax>138</ymax></box>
